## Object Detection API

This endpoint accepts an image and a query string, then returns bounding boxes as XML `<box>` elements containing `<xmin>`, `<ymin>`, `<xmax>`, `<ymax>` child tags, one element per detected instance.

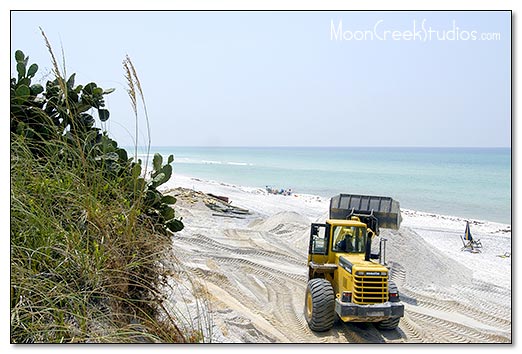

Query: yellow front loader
<box><xmin>305</xmin><ymin>194</ymin><xmax>404</xmax><ymax>332</ymax></box>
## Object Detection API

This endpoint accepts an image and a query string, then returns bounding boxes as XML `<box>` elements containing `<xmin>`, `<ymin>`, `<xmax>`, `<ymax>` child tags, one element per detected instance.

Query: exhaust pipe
<box><xmin>379</xmin><ymin>237</ymin><xmax>388</xmax><ymax>266</ymax></box>
<box><xmin>364</xmin><ymin>231</ymin><xmax>373</xmax><ymax>261</ymax></box>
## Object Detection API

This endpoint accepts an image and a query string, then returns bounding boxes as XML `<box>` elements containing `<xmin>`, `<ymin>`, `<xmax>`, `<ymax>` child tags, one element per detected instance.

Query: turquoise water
<box><xmin>134</xmin><ymin>147</ymin><xmax>511</xmax><ymax>224</ymax></box>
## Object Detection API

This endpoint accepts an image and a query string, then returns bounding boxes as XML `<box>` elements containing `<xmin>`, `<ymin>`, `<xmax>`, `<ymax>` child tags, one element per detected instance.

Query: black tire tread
<box><xmin>305</xmin><ymin>278</ymin><xmax>335</xmax><ymax>332</ymax></box>
<box><xmin>376</xmin><ymin>316</ymin><xmax>400</xmax><ymax>330</ymax></box>
<box><xmin>376</xmin><ymin>280</ymin><xmax>401</xmax><ymax>330</ymax></box>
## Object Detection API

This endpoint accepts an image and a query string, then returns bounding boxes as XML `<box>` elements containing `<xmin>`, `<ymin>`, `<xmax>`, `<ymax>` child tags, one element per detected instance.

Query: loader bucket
<box><xmin>329</xmin><ymin>194</ymin><xmax>402</xmax><ymax>230</ymax></box>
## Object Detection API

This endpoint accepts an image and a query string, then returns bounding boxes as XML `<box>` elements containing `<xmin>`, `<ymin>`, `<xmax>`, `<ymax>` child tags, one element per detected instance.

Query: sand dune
<box><xmin>159</xmin><ymin>175</ymin><xmax>511</xmax><ymax>343</ymax></box>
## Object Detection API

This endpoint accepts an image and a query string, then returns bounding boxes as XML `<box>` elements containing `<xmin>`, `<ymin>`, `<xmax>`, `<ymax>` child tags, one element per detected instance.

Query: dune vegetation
<box><xmin>10</xmin><ymin>34</ymin><xmax>201</xmax><ymax>343</ymax></box>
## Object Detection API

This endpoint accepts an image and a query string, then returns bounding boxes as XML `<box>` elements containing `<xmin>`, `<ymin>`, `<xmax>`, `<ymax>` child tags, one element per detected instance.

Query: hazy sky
<box><xmin>10</xmin><ymin>11</ymin><xmax>511</xmax><ymax>147</ymax></box>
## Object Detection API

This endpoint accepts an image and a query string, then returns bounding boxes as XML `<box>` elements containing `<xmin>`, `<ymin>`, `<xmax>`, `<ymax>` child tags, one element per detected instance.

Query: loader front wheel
<box><xmin>376</xmin><ymin>317</ymin><xmax>400</xmax><ymax>330</ymax></box>
<box><xmin>376</xmin><ymin>280</ymin><xmax>401</xmax><ymax>330</ymax></box>
<box><xmin>304</xmin><ymin>278</ymin><xmax>335</xmax><ymax>332</ymax></box>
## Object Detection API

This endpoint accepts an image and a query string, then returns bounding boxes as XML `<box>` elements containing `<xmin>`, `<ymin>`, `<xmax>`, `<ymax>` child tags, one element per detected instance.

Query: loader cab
<box><xmin>308</xmin><ymin>218</ymin><xmax>374</xmax><ymax>266</ymax></box>
<box><xmin>332</xmin><ymin>224</ymin><xmax>368</xmax><ymax>254</ymax></box>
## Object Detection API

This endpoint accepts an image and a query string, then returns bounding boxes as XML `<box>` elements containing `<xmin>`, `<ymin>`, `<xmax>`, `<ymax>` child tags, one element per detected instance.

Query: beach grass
<box><xmin>10</xmin><ymin>35</ymin><xmax>207</xmax><ymax>343</ymax></box>
<box><xmin>10</xmin><ymin>127</ymin><xmax>191</xmax><ymax>343</ymax></box>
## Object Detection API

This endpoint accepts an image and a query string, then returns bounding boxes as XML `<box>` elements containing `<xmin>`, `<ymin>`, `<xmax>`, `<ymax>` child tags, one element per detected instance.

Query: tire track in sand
<box><xmin>401</xmin><ymin>286</ymin><xmax>511</xmax><ymax>332</ymax></box>
<box><xmin>386</xmin><ymin>259</ymin><xmax>510</xmax><ymax>343</ymax></box>
<box><xmin>173</xmin><ymin>229</ymin><xmax>319</xmax><ymax>342</ymax></box>
<box><xmin>406</xmin><ymin>309</ymin><xmax>510</xmax><ymax>343</ymax></box>
<box><xmin>177</xmin><ymin>232</ymin><xmax>304</xmax><ymax>265</ymax></box>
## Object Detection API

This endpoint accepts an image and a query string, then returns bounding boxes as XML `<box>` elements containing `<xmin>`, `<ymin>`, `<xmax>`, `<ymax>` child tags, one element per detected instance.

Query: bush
<box><xmin>10</xmin><ymin>47</ymin><xmax>197</xmax><ymax>343</ymax></box>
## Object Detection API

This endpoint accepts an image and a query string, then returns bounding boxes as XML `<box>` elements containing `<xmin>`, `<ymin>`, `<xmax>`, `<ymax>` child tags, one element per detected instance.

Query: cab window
<box><xmin>332</xmin><ymin>226</ymin><xmax>367</xmax><ymax>253</ymax></box>
<box><xmin>310</xmin><ymin>224</ymin><xmax>328</xmax><ymax>255</ymax></box>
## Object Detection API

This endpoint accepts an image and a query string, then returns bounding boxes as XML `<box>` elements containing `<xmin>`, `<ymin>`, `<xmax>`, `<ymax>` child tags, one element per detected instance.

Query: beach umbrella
<box><xmin>464</xmin><ymin>221</ymin><xmax>473</xmax><ymax>242</ymax></box>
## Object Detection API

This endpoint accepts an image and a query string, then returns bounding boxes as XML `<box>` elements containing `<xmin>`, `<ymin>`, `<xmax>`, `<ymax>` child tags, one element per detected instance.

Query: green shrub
<box><xmin>10</xmin><ymin>46</ymin><xmax>197</xmax><ymax>343</ymax></box>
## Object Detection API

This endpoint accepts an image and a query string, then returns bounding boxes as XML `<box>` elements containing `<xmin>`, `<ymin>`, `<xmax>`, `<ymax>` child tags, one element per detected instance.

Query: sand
<box><xmin>158</xmin><ymin>174</ymin><xmax>512</xmax><ymax>343</ymax></box>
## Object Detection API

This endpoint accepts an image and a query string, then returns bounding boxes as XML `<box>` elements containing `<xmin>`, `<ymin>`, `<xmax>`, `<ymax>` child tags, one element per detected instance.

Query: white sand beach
<box><xmin>159</xmin><ymin>174</ymin><xmax>512</xmax><ymax>343</ymax></box>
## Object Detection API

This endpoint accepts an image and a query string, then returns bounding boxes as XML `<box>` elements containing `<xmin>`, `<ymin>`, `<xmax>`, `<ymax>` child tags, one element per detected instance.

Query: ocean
<box><xmin>134</xmin><ymin>147</ymin><xmax>511</xmax><ymax>224</ymax></box>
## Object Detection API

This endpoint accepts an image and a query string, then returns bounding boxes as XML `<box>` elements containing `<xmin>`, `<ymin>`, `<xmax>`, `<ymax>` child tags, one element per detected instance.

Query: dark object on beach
<box><xmin>460</xmin><ymin>221</ymin><xmax>482</xmax><ymax>253</ymax></box>
<box><xmin>204</xmin><ymin>193</ymin><xmax>250</xmax><ymax>217</ymax></box>
<box><xmin>208</xmin><ymin>193</ymin><xmax>229</xmax><ymax>203</ymax></box>
<box><xmin>212</xmin><ymin>213</ymin><xmax>246</xmax><ymax>219</ymax></box>
<box><xmin>266</xmin><ymin>186</ymin><xmax>293</xmax><ymax>196</ymax></box>
<box><xmin>206</xmin><ymin>202</ymin><xmax>250</xmax><ymax>216</ymax></box>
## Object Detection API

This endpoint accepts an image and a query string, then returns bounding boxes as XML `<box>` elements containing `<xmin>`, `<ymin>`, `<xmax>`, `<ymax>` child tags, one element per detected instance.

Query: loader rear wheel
<box><xmin>376</xmin><ymin>317</ymin><xmax>400</xmax><ymax>330</ymax></box>
<box><xmin>304</xmin><ymin>278</ymin><xmax>335</xmax><ymax>332</ymax></box>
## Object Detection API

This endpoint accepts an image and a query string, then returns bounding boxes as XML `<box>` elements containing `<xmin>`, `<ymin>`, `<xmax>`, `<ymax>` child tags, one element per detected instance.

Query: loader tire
<box><xmin>388</xmin><ymin>280</ymin><xmax>398</xmax><ymax>296</ymax></box>
<box><xmin>304</xmin><ymin>278</ymin><xmax>335</xmax><ymax>332</ymax></box>
<box><xmin>376</xmin><ymin>280</ymin><xmax>401</xmax><ymax>330</ymax></box>
<box><xmin>376</xmin><ymin>317</ymin><xmax>400</xmax><ymax>330</ymax></box>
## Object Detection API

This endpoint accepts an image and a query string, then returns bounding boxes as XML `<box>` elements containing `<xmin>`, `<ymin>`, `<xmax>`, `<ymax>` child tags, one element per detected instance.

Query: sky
<box><xmin>10</xmin><ymin>10</ymin><xmax>511</xmax><ymax>147</ymax></box>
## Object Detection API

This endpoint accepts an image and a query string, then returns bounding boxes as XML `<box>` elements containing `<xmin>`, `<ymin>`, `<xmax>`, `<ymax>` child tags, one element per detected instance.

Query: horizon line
<box><xmin>122</xmin><ymin>145</ymin><xmax>512</xmax><ymax>149</ymax></box>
